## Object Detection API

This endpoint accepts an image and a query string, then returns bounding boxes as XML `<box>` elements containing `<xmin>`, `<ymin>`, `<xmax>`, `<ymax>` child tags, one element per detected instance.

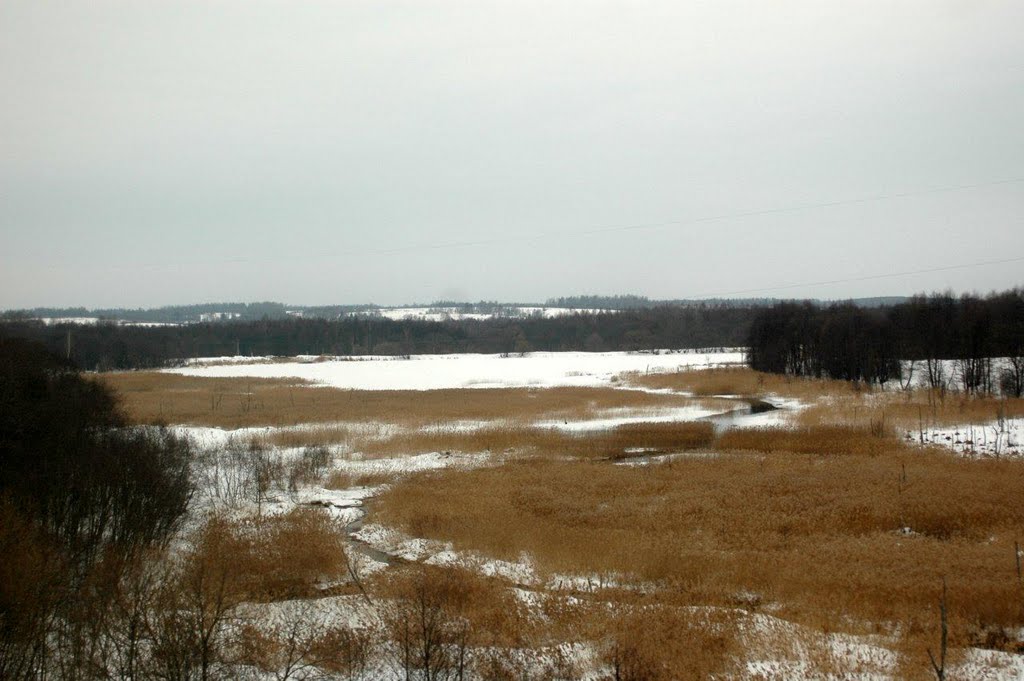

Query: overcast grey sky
<box><xmin>1</xmin><ymin>1</ymin><xmax>1022</xmax><ymax>308</ymax></box>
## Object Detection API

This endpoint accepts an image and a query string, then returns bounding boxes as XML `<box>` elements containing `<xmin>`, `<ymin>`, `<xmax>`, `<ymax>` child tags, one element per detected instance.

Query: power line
<box><xmin>84</xmin><ymin>174</ymin><xmax>1024</xmax><ymax>272</ymax></box>
<box><xmin>364</xmin><ymin>176</ymin><xmax>1024</xmax><ymax>257</ymax></box>
<box><xmin>689</xmin><ymin>255</ymin><xmax>1024</xmax><ymax>299</ymax></box>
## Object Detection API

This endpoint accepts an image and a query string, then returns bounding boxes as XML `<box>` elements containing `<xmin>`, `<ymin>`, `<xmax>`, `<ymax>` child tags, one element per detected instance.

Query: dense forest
<box><xmin>747</xmin><ymin>289</ymin><xmax>1024</xmax><ymax>395</ymax></box>
<box><xmin>0</xmin><ymin>306</ymin><xmax>758</xmax><ymax>370</ymax></box>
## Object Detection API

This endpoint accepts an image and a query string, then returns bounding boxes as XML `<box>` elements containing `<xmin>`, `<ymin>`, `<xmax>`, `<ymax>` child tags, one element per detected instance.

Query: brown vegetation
<box><xmin>81</xmin><ymin>364</ymin><xmax>1024</xmax><ymax>677</ymax></box>
<box><xmin>599</xmin><ymin>606</ymin><xmax>738</xmax><ymax>681</ymax></box>
<box><xmin>96</xmin><ymin>371</ymin><xmax>712</xmax><ymax>430</ymax></box>
<box><xmin>378</xmin><ymin>566</ymin><xmax>533</xmax><ymax>671</ymax></box>
<box><xmin>194</xmin><ymin>510</ymin><xmax>353</xmax><ymax>602</ymax></box>
<box><xmin>715</xmin><ymin>425</ymin><xmax>897</xmax><ymax>456</ymax></box>
<box><xmin>630</xmin><ymin>366</ymin><xmax>1024</xmax><ymax>430</ymax></box>
<box><xmin>375</xmin><ymin>427</ymin><xmax>1024</xmax><ymax>668</ymax></box>
<box><xmin>627</xmin><ymin>365</ymin><xmax>856</xmax><ymax>400</ymax></box>
<box><xmin>361</xmin><ymin>421</ymin><xmax>716</xmax><ymax>459</ymax></box>
<box><xmin>325</xmin><ymin>469</ymin><xmax>395</xmax><ymax>490</ymax></box>
<box><xmin>235</xmin><ymin>602</ymin><xmax>375</xmax><ymax>681</ymax></box>
<box><xmin>796</xmin><ymin>390</ymin><xmax>1024</xmax><ymax>432</ymax></box>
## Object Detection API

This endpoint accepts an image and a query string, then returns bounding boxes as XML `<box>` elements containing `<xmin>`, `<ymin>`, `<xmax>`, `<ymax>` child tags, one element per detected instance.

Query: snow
<box><xmin>332</xmin><ymin>450</ymin><xmax>497</xmax><ymax>476</ymax></box>
<box><xmin>167</xmin><ymin>348</ymin><xmax>744</xmax><ymax>391</ymax></box>
<box><xmin>236</xmin><ymin>595</ymin><xmax>381</xmax><ymax>632</ymax></box>
<box><xmin>37</xmin><ymin>316</ymin><xmax>100</xmax><ymax>325</ymax></box>
<box><xmin>902</xmin><ymin>418</ymin><xmax>1024</xmax><ymax>457</ymax></box>
<box><xmin>180</xmin><ymin>354</ymin><xmax>280</xmax><ymax>366</ymax></box>
<box><xmin>957</xmin><ymin>648</ymin><xmax>1024</xmax><ymax>679</ymax></box>
<box><xmin>34</xmin><ymin>316</ymin><xmax>180</xmax><ymax>327</ymax></box>
<box><xmin>363</xmin><ymin>305</ymin><xmax>611</xmax><ymax>322</ymax></box>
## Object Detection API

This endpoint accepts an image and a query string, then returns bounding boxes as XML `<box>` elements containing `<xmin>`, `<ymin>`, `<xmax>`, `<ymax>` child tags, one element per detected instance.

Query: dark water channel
<box><xmin>702</xmin><ymin>397</ymin><xmax>778</xmax><ymax>433</ymax></box>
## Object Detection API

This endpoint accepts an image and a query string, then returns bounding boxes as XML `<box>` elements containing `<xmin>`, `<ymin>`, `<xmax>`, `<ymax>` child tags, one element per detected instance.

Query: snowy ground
<box><xmin>35</xmin><ymin>316</ymin><xmax>181</xmax><ymax>327</ymax></box>
<box><xmin>168</xmin><ymin>348</ymin><xmax>744</xmax><ymax>390</ymax></box>
<box><xmin>364</xmin><ymin>305</ymin><xmax>610</xmax><ymax>322</ymax></box>
<box><xmin>902</xmin><ymin>418</ymin><xmax>1024</xmax><ymax>457</ymax></box>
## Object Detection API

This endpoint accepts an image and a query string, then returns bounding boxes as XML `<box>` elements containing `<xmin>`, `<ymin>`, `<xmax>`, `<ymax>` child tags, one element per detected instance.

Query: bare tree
<box><xmin>385</xmin><ymin>569</ymin><xmax>473</xmax><ymax>681</ymax></box>
<box><xmin>927</xmin><ymin>578</ymin><xmax>948</xmax><ymax>681</ymax></box>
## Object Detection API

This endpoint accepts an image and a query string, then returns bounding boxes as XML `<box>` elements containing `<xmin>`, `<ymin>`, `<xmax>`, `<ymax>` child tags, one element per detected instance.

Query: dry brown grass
<box><xmin>260</xmin><ymin>425</ymin><xmax>357</xmax><ymax>449</ymax></box>
<box><xmin>796</xmin><ymin>390</ymin><xmax>1024</xmax><ymax>431</ymax></box>
<box><xmin>360</xmin><ymin>421</ymin><xmax>715</xmax><ymax>460</ymax></box>
<box><xmin>196</xmin><ymin>509</ymin><xmax>352</xmax><ymax>601</ymax></box>
<box><xmin>715</xmin><ymin>425</ymin><xmax>898</xmax><ymax>456</ymax></box>
<box><xmin>375</xmin><ymin>428</ymin><xmax>1024</xmax><ymax>662</ymax></box>
<box><xmin>324</xmin><ymin>470</ymin><xmax>395</xmax><ymax>490</ymax></box>
<box><xmin>96</xmin><ymin>372</ymin><xmax>710</xmax><ymax>430</ymax></box>
<box><xmin>627</xmin><ymin>365</ymin><xmax>858</xmax><ymax>400</ymax></box>
<box><xmin>597</xmin><ymin>606</ymin><xmax>739</xmax><ymax>681</ymax></box>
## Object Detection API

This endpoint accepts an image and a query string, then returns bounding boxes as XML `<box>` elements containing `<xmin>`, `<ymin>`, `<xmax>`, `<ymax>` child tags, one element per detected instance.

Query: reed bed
<box><xmin>375</xmin><ymin>428</ymin><xmax>1024</xmax><ymax>663</ymax></box>
<box><xmin>795</xmin><ymin>391</ymin><xmax>1024</xmax><ymax>431</ymax></box>
<box><xmin>630</xmin><ymin>366</ymin><xmax>1024</xmax><ymax>430</ymax></box>
<box><xmin>95</xmin><ymin>372</ymin><xmax>707</xmax><ymax>429</ymax></box>
<box><xmin>101</xmin><ymin>366</ymin><xmax>1024</xmax><ymax>676</ymax></box>
<box><xmin>627</xmin><ymin>365</ymin><xmax>858</xmax><ymax>400</ymax></box>
<box><xmin>715</xmin><ymin>425</ymin><xmax>897</xmax><ymax>456</ymax></box>
<box><xmin>193</xmin><ymin>509</ymin><xmax>352</xmax><ymax>602</ymax></box>
<box><xmin>359</xmin><ymin>421</ymin><xmax>716</xmax><ymax>459</ymax></box>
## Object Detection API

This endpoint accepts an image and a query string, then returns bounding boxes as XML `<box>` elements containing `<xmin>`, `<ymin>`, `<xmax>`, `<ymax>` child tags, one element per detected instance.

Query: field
<box><xmin>93</xmin><ymin>351</ymin><xmax>1024</xmax><ymax>679</ymax></box>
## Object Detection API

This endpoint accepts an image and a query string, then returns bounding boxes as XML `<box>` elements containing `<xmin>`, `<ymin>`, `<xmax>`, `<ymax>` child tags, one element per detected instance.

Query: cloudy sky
<box><xmin>1</xmin><ymin>1</ymin><xmax>1022</xmax><ymax>308</ymax></box>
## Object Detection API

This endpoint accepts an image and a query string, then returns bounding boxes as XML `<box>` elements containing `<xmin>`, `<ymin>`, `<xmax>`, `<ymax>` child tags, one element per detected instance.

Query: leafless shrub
<box><xmin>235</xmin><ymin>601</ymin><xmax>374</xmax><ymax>681</ymax></box>
<box><xmin>287</xmin><ymin>446</ymin><xmax>331</xmax><ymax>492</ymax></box>
<box><xmin>383</xmin><ymin>568</ymin><xmax>473</xmax><ymax>681</ymax></box>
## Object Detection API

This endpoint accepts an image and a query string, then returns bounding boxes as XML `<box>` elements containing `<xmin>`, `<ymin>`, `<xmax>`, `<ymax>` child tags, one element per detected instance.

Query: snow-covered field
<box><xmin>35</xmin><ymin>316</ymin><xmax>180</xmax><ymax>327</ymax></box>
<box><xmin>168</xmin><ymin>348</ymin><xmax>744</xmax><ymax>390</ymax></box>
<box><xmin>365</xmin><ymin>306</ymin><xmax>610</xmax><ymax>322</ymax></box>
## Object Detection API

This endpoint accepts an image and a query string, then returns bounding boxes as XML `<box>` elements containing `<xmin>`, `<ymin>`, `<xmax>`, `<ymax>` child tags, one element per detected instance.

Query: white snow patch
<box><xmin>235</xmin><ymin>594</ymin><xmax>381</xmax><ymax>632</ymax></box>
<box><xmin>333</xmin><ymin>450</ymin><xmax>496</xmax><ymax>476</ymax></box>
<box><xmin>166</xmin><ymin>349</ymin><xmax>744</xmax><ymax>391</ymax></box>
<box><xmin>903</xmin><ymin>418</ymin><xmax>1023</xmax><ymax>458</ymax></box>
<box><xmin>364</xmin><ymin>306</ymin><xmax>610</xmax><ymax>322</ymax></box>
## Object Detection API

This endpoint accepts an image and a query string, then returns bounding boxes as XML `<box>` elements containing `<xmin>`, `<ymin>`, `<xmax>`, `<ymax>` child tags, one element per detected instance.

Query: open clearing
<box><xmin>98</xmin><ymin>353</ymin><xmax>1024</xmax><ymax>679</ymax></box>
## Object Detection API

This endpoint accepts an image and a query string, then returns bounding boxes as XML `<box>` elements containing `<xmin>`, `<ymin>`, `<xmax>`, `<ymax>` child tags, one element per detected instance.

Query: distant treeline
<box><xmin>5</xmin><ymin>294</ymin><xmax>910</xmax><ymax>324</ymax></box>
<box><xmin>1</xmin><ymin>301</ymin><xmax>379</xmax><ymax>324</ymax></box>
<box><xmin>748</xmin><ymin>289</ymin><xmax>1024</xmax><ymax>394</ymax></box>
<box><xmin>0</xmin><ymin>307</ymin><xmax>758</xmax><ymax>370</ymax></box>
<box><xmin>545</xmin><ymin>294</ymin><xmax>909</xmax><ymax>310</ymax></box>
